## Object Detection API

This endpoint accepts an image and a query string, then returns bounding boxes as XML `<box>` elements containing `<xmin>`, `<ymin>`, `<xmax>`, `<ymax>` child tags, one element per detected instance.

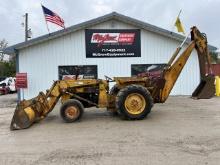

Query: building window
<box><xmin>58</xmin><ymin>65</ymin><xmax>97</xmax><ymax>80</ymax></box>
<box><xmin>131</xmin><ymin>64</ymin><xmax>167</xmax><ymax>77</ymax></box>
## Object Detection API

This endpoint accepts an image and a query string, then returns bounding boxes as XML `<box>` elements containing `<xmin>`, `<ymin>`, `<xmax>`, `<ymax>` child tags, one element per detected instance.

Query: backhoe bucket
<box><xmin>192</xmin><ymin>75</ymin><xmax>215</xmax><ymax>99</ymax></box>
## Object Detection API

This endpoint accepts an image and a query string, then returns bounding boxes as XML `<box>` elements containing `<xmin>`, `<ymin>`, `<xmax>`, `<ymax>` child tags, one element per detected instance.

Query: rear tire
<box><xmin>60</xmin><ymin>99</ymin><xmax>84</xmax><ymax>123</ymax></box>
<box><xmin>116</xmin><ymin>85</ymin><xmax>153</xmax><ymax>120</ymax></box>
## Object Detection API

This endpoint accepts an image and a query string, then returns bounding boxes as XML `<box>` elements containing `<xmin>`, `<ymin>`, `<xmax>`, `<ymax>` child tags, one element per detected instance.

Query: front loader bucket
<box><xmin>10</xmin><ymin>92</ymin><xmax>50</xmax><ymax>130</ymax></box>
<box><xmin>10</xmin><ymin>104</ymin><xmax>36</xmax><ymax>130</ymax></box>
<box><xmin>192</xmin><ymin>75</ymin><xmax>215</xmax><ymax>99</ymax></box>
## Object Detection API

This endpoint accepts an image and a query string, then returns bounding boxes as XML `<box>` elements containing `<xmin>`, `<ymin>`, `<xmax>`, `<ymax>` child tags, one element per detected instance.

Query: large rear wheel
<box><xmin>60</xmin><ymin>99</ymin><xmax>84</xmax><ymax>123</ymax></box>
<box><xmin>116</xmin><ymin>85</ymin><xmax>153</xmax><ymax>120</ymax></box>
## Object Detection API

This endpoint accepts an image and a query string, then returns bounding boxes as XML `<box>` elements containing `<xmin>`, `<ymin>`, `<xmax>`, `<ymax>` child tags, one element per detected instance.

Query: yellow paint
<box><xmin>50</xmin><ymin>84</ymin><xmax>60</xmax><ymax>97</ymax></box>
<box><xmin>59</xmin><ymin>81</ymin><xmax>68</xmax><ymax>89</ymax></box>
<box><xmin>76</xmin><ymin>88</ymin><xmax>84</xmax><ymax>93</ymax></box>
<box><xmin>125</xmin><ymin>93</ymin><xmax>146</xmax><ymax>115</ymax></box>
<box><xmin>160</xmin><ymin>42</ymin><xmax>195</xmax><ymax>102</ymax></box>
<box><xmin>98</xmin><ymin>83</ymin><xmax>108</xmax><ymax>108</ymax></box>
<box><xmin>61</xmin><ymin>94</ymin><xmax>71</xmax><ymax>104</ymax></box>
<box><xmin>24</xmin><ymin>107</ymin><xmax>35</xmax><ymax>121</ymax></box>
<box><xmin>216</xmin><ymin>76</ymin><xmax>220</xmax><ymax>96</ymax></box>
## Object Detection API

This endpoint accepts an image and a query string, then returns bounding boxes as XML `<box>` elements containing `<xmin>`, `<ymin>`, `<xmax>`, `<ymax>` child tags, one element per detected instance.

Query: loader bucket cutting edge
<box><xmin>10</xmin><ymin>104</ymin><xmax>36</xmax><ymax>130</ymax></box>
<box><xmin>192</xmin><ymin>75</ymin><xmax>215</xmax><ymax>99</ymax></box>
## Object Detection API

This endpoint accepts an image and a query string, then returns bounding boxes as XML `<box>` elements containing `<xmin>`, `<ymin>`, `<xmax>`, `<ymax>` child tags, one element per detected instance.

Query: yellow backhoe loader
<box><xmin>10</xmin><ymin>26</ymin><xmax>215</xmax><ymax>130</ymax></box>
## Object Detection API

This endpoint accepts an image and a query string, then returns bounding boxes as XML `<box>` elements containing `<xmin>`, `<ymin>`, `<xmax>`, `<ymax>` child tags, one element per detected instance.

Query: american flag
<box><xmin>41</xmin><ymin>5</ymin><xmax>65</xmax><ymax>28</ymax></box>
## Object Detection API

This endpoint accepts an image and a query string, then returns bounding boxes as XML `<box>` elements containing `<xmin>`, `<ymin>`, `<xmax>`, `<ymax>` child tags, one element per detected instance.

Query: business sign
<box><xmin>16</xmin><ymin>73</ymin><xmax>27</xmax><ymax>89</ymax></box>
<box><xmin>85</xmin><ymin>29</ymin><xmax>141</xmax><ymax>58</ymax></box>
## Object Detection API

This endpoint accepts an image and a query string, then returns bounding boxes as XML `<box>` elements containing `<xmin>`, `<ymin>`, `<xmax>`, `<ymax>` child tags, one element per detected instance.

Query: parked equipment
<box><xmin>0</xmin><ymin>77</ymin><xmax>16</xmax><ymax>95</ymax></box>
<box><xmin>10</xmin><ymin>27</ymin><xmax>215</xmax><ymax>130</ymax></box>
<box><xmin>0</xmin><ymin>83</ymin><xmax>9</xmax><ymax>95</ymax></box>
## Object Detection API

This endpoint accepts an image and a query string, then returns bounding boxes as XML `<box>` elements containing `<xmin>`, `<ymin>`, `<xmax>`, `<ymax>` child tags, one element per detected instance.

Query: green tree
<box><xmin>0</xmin><ymin>39</ymin><xmax>16</xmax><ymax>77</ymax></box>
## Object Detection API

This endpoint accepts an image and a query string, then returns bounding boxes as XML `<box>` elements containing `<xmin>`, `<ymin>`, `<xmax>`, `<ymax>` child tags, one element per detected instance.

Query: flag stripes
<box><xmin>42</xmin><ymin>5</ymin><xmax>65</xmax><ymax>28</ymax></box>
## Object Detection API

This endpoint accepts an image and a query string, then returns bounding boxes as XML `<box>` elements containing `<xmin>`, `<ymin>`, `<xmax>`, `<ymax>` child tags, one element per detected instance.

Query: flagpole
<box><xmin>41</xmin><ymin>4</ymin><xmax>50</xmax><ymax>35</ymax></box>
<box><xmin>177</xmin><ymin>9</ymin><xmax>182</xmax><ymax>19</ymax></box>
<box><xmin>45</xmin><ymin>19</ymin><xmax>50</xmax><ymax>34</ymax></box>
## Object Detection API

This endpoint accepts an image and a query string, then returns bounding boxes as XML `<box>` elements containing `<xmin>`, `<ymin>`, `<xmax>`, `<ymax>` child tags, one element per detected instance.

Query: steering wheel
<box><xmin>104</xmin><ymin>75</ymin><xmax>113</xmax><ymax>82</ymax></box>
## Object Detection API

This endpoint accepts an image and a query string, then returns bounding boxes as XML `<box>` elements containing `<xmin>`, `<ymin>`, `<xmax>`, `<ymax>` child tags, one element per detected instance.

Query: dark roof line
<box><xmin>4</xmin><ymin>12</ymin><xmax>217</xmax><ymax>54</ymax></box>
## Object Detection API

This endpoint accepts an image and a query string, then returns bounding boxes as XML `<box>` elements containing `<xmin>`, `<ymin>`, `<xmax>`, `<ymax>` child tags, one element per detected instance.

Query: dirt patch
<box><xmin>0</xmin><ymin>94</ymin><xmax>17</xmax><ymax>108</ymax></box>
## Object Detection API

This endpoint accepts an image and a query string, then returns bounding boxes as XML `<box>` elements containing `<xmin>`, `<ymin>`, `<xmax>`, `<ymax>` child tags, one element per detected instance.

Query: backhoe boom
<box><xmin>159</xmin><ymin>26</ymin><xmax>215</xmax><ymax>102</ymax></box>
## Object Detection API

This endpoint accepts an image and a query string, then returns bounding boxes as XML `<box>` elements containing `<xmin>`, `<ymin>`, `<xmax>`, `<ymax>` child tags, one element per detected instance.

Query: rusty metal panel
<box><xmin>212</xmin><ymin>64</ymin><xmax>220</xmax><ymax>76</ymax></box>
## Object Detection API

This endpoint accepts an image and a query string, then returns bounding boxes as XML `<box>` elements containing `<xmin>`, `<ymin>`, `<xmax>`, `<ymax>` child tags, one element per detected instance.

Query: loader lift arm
<box><xmin>10</xmin><ymin>79</ymin><xmax>108</xmax><ymax>130</ymax></box>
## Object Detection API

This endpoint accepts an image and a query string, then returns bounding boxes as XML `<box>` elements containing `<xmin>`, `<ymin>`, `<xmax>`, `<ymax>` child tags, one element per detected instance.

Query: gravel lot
<box><xmin>0</xmin><ymin>93</ymin><xmax>220</xmax><ymax>165</ymax></box>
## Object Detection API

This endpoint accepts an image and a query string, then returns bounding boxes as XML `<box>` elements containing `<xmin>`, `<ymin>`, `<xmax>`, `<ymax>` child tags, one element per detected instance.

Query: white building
<box><xmin>5</xmin><ymin>12</ymin><xmax>217</xmax><ymax>100</ymax></box>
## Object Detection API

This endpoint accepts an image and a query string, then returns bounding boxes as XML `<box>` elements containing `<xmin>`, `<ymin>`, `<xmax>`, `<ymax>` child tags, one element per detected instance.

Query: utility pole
<box><xmin>25</xmin><ymin>13</ymin><xmax>28</xmax><ymax>42</ymax></box>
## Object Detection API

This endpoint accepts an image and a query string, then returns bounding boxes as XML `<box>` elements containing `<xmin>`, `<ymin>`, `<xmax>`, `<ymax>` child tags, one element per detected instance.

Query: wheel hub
<box><xmin>65</xmin><ymin>106</ymin><xmax>79</xmax><ymax>119</ymax></box>
<box><xmin>125</xmin><ymin>93</ymin><xmax>146</xmax><ymax>115</ymax></box>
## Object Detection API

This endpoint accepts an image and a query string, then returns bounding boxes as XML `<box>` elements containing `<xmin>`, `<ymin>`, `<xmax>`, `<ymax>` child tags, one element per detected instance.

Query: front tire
<box><xmin>60</xmin><ymin>99</ymin><xmax>84</xmax><ymax>123</ymax></box>
<box><xmin>116</xmin><ymin>85</ymin><xmax>153</xmax><ymax>120</ymax></box>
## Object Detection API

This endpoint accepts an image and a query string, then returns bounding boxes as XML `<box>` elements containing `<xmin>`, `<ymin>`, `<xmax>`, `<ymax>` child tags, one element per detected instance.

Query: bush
<box><xmin>0</xmin><ymin>60</ymin><xmax>16</xmax><ymax>77</ymax></box>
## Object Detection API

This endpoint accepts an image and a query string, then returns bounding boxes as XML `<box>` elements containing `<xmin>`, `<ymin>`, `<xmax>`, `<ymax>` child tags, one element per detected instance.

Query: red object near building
<box><xmin>211</xmin><ymin>64</ymin><xmax>220</xmax><ymax>76</ymax></box>
<box><xmin>16</xmin><ymin>73</ymin><xmax>28</xmax><ymax>89</ymax></box>
<box><xmin>0</xmin><ymin>85</ymin><xmax>10</xmax><ymax>95</ymax></box>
